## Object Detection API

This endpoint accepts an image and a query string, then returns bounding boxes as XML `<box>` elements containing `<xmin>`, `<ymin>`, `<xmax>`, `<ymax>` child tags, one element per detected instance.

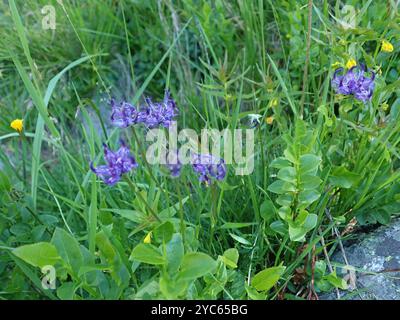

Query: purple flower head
<box><xmin>191</xmin><ymin>153</ymin><xmax>226</xmax><ymax>184</ymax></box>
<box><xmin>354</xmin><ymin>71</ymin><xmax>375</xmax><ymax>102</ymax></box>
<box><xmin>110</xmin><ymin>99</ymin><xmax>139</xmax><ymax>128</ymax></box>
<box><xmin>90</xmin><ymin>140</ymin><xmax>138</xmax><ymax>185</ymax></box>
<box><xmin>332</xmin><ymin>64</ymin><xmax>375</xmax><ymax>102</ymax></box>
<box><xmin>165</xmin><ymin>150</ymin><xmax>182</xmax><ymax>178</ymax></box>
<box><xmin>138</xmin><ymin>90</ymin><xmax>178</xmax><ymax>128</ymax></box>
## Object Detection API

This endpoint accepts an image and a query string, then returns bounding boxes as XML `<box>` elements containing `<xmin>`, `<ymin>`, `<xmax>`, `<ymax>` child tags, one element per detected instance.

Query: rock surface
<box><xmin>321</xmin><ymin>219</ymin><xmax>400</xmax><ymax>300</ymax></box>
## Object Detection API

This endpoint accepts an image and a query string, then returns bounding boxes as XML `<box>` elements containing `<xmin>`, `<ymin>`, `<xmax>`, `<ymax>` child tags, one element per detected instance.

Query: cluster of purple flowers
<box><xmin>111</xmin><ymin>91</ymin><xmax>177</xmax><ymax>129</ymax></box>
<box><xmin>91</xmin><ymin>90</ymin><xmax>227</xmax><ymax>185</ymax></box>
<box><xmin>90</xmin><ymin>140</ymin><xmax>138</xmax><ymax>185</ymax></box>
<box><xmin>191</xmin><ymin>153</ymin><xmax>227</xmax><ymax>184</ymax></box>
<box><xmin>332</xmin><ymin>64</ymin><xmax>375</xmax><ymax>102</ymax></box>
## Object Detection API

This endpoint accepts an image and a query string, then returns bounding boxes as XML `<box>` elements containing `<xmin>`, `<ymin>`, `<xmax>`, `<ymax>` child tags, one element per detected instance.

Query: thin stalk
<box><xmin>300</xmin><ymin>0</ymin><xmax>313</xmax><ymax>116</ymax></box>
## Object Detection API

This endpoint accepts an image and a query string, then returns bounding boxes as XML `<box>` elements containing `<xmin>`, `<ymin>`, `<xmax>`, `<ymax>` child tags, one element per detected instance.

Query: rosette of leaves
<box><xmin>267</xmin><ymin>122</ymin><xmax>322</xmax><ymax>241</ymax></box>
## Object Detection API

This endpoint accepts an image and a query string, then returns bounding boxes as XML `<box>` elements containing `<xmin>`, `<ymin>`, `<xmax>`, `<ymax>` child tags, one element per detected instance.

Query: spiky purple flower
<box><xmin>110</xmin><ymin>99</ymin><xmax>139</xmax><ymax>128</ymax></box>
<box><xmin>332</xmin><ymin>64</ymin><xmax>375</xmax><ymax>102</ymax></box>
<box><xmin>191</xmin><ymin>153</ymin><xmax>226</xmax><ymax>184</ymax></box>
<box><xmin>138</xmin><ymin>91</ymin><xmax>178</xmax><ymax>128</ymax></box>
<box><xmin>90</xmin><ymin>140</ymin><xmax>138</xmax><ymax>185</ymax></box>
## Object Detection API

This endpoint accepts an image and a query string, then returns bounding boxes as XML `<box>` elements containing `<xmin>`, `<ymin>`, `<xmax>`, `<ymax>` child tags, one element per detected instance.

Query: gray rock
<box><xmin>321</xmin><ymin>219</ymin><xmax>400</xmax><ymax>300</ymax></box>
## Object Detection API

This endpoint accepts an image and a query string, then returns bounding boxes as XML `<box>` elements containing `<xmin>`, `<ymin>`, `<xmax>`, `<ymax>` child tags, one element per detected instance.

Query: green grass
<box><xmin>0</xmin><ymin>0</ymin><xmax>399</xmax><ymax>300</ymax></box>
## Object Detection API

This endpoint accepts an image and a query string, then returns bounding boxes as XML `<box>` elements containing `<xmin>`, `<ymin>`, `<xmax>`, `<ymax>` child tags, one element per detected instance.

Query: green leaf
<box><xmin>278</xmin><ymin>206</ymin><xmax>291</xmax><ymax>221</ymax></box>
<box><xmin>300</xmin><ymin>175</ymin><xmax>322</xmax><ymax>190</ymax></box>
<box><xmin>0</xmin><ymin>171</ymin><xmax>11</xmax><ymax>192</ymax></box>
<box><xmin>104</xmin><ymin>209</ymin><xmax>144</xmax><ymax>223</ymax></box>
<box><xmin>221</xmin><ymin>248</ymin><xmax>239</xmax><ymax>269</ymax></box>
<box><xmin>276</xmin><ymin>194</ymin><xmax>294</xmax><ymax>207</ymax></box>
<box><xmin>166</xmin><ymin>234</ymin><xmax>184</xmax><ymax>273</ymax></box>
<box><xmin>299</xmin><ymin>154</ymin><xmax>321</xmax><ymax>175</ymax></box>
<box><xmin>220</xmin><ymin>222</ymin><xmax>256</xmax><ymax>229</ymax></box>
<box><xmin>298</xmin><ymin>189</ymin><xmax>321</xmax><ymax>205</ymax></box>
<box><xmin>277</xmin><ymin>167</ymin><xmax>297</xmax><ymax>183</ymax></box>
<box><xmin>324</xmin><ymin>272</ymin><xmax>348</xmax><ymax>290</ymax></box>
<box><xmin>284</xmin><ymin>149</ymin><xmax>297</xmax><ymax>164</ymax></box>
<box><xmin>270</xmin><ymin>221</ymin><xmax>287</xmax><ymax>235</ymax></box>
<box><xmin>268</xmin><ymin>180</ymin><xmax>296</xmax><ymax>194</ymax></box>
<box><xmin>288</xmin><ymin>214</ymin><xmax>318</xmax><ymax>241</ymax></box>
<box><xmin>229</xmin><ymin>233</ymin><xmax>251</xmax><ymax>245</ymax></box>
<box><xmin>270</xmin><ymin>157</ymin><xmax>292</xmax><ymax>169</ymax></box>
<box><xmin>329</xmin><ymin>166</ymin><xmax>361</xmax><ymax>189</ymax></box>
<box><xmin>57</xmin><ymin>282</ymin><xmax>76</xmax><ymax>300</ymax></box>
<box><xmin>130</xmin><ymin>244</ymin><xmax>165</xmax><ymax>265</ymax></box>
<box><xmin>178</xmin><ymin>252</ymin><xmax>217</xmax><ymax>280</ymax></box>
<box><xmin>154</xmin><ymin>221</ymin><xmax>174</xmax><ymax>243</ymax></box>
<box><xmin>51</xmin><ymin>228</ymin><xmax>83</xmax><ymax>276</ymax></box>
<box><xmin>95</xmin><ymin>231</ymin><xmax>117</xmax><ymax>264</ymax></box>
<box><xmin>376</xmin><ymin>209</ymin><xmax>391</xmax><ymax>225</ymax></box>
<box><xmin>260</xmin><ymin>200</ymin><xmax>277</xmax><ymax>221</ymax></box>
<box><xmin>251</xmin><ymin>266</ymin><xmax>286</xmax><ymax>291</ymax></box>
<box><xmin>13</xmin><ymin>242</ymin><xmax>61</xmax><ymax>268</ymax></box>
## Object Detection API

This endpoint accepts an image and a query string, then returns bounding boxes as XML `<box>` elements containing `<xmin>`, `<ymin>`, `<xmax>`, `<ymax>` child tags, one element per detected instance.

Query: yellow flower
<box><xmin>143</xmin><ymin>231</ymin><xmax>152</xmax><ymax>244</ymax></box>
<box><xmin>382</xmin><ymin>103</ymin><xmax>389</xmax><ymax>112</ymax></box>
<box><xmin>331</xmin><ymin>61</ymin><xmax>341</xmax><ymax>69</ymax></box>
<box><xmin>266</xmin><ymin>116</ymin><xmax>274</xmax><ymax>125</ymax></box>
<box><xmin>346</xmin><ymin>58</ymin><xmax>357</xmax><ymax>69</ymax></box>
<box><xmin>269</xmin><ymin>98</ymin><xmax>278</xmax><ymax>107</ymax></box>
<box><xmin>10</xmin><ymin>119</ymin><xmax>23</xmax><ymax>133</ymax></box>
<box><xmin>381</xmin><ymin>40</ymin><xmax>394</xmax><ymax>53</ymax></box>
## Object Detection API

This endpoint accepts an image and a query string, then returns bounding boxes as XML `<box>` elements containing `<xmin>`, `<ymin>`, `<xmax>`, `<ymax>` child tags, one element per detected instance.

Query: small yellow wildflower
<box><xmin>331</xmin><ymin>61</ymin><xmax>341</xmax><ymax>69</ymax></box>
<box><xmin>143</xmin><ymin>231</ymin><xmax>152</xmax><ymax>244</ymax></box>
<box><xmin>266</xmin><ymin>116</ymin><xmax>274</xmax><ymax>125</ymax></box>
<box><xmin>269</xmin><ymin>98</ymin><xmax>278</xmax><ymax>107</ymax></box>
<box><xmin>10</xmin><ymin>119</ymin><xmax>23</xmax><ymax>133</ymax></box>
<box><xmin>382</xmin><ymin>103</ymin><xmax>389</xmax><ymax>112</ymax></box>
<box><xmin>346</xmin><ymin>58</ymin><xmax>357</xmax><ymax>69</ymax></box>
<box><xmin>381</xmin><ymin>40</ymin><xmax>394</xmax><ymax>53</ymax></box>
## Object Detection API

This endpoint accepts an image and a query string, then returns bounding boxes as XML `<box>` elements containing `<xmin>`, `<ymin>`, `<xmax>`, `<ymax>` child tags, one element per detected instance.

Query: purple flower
<box><xmin>138</xmin><ymin>91</ymin><xmax>178</xmax><ymax>128</ymax></box>
<box><xmin>354</xmin><ymin>72</ymin><xmax>375</xmax><ymax>102</ymax></box>
<box><xmin>165</xmin><ymin>150</ymin><xmax>182</xmax><ymax>177</ymax></box>
<box><xmin>90</xmin><ymin>140</ymin><xmax>138</xmax><ymax>185</ymax></box>
<box><xmin>191</xmin><ymin>153</ymin><xmax>226</xmax><ymax>184</ymax></box>
<box><xmin>110</xmin><ymin>99</ymin><xmax>139</xmax><ymax>128</ymax></box>
<box><xmin>332</xmin><ymin>65</ymin><xmax>375</xmax><ymax>102</ymax></box>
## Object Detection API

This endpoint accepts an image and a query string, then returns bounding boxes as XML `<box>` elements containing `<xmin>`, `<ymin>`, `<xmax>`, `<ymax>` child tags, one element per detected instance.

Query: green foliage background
<box><xmin>0</xmin><ymin>0</ymin><xmax>399</xmax><ymax>300</ymax></box>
